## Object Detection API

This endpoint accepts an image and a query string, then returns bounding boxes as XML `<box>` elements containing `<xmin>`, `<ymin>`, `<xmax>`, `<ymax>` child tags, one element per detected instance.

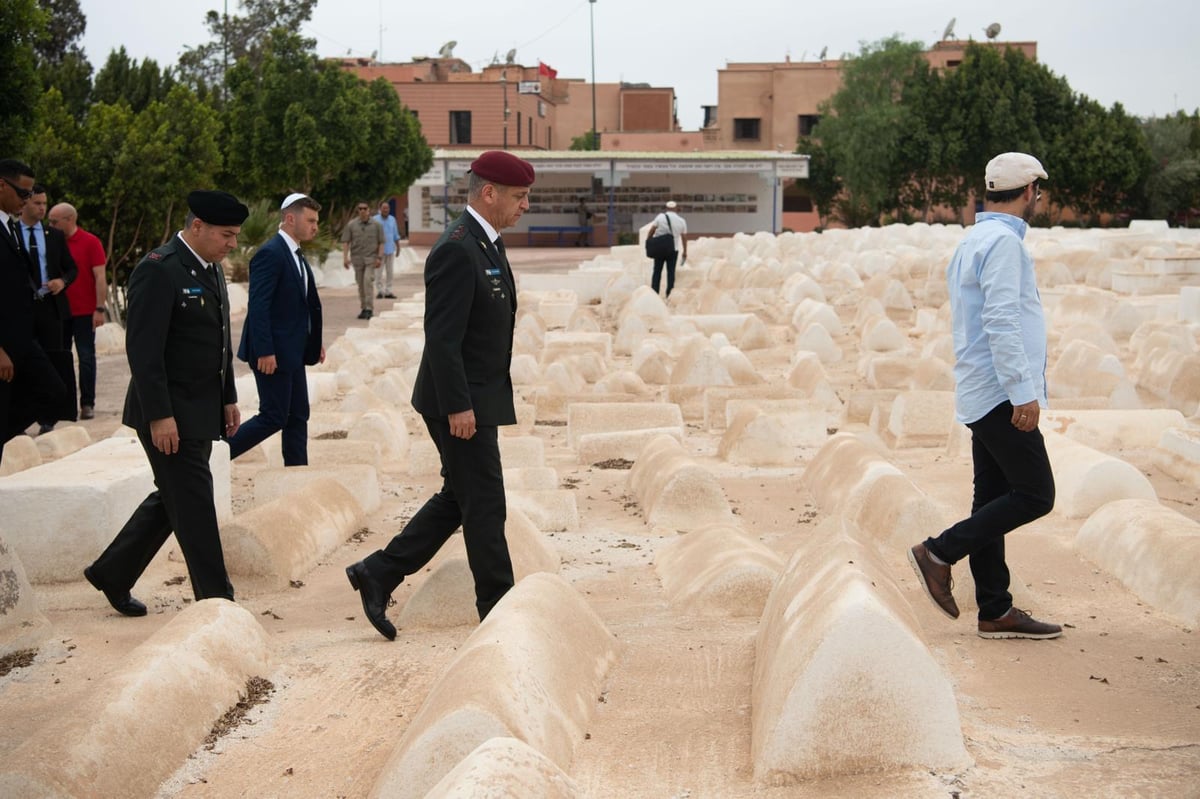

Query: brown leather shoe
<box><xmin>908</xmin><ymin>543</ymin><xmax>960</xmax><ymax>619</ymax></box>
<box><xmin>978</xmin><ymin>607</ymin><xmax>1062</xmax><ymax>639</ymax></box>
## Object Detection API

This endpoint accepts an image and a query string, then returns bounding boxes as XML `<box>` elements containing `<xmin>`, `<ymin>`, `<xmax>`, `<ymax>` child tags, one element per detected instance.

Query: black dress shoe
<box><xmin>84</xmin><ymin>566</ymin><xmax>147</xmax><ymax>617</ymax></box>
<box><xmin>357</xmin><ymin>310</ymin><xmax>369</xmax><ymax>320</ymax></box>
<box><xmin>346</xmin><ymin>561</ymin><xmax>396</xmax><ymax>640</ymax></box>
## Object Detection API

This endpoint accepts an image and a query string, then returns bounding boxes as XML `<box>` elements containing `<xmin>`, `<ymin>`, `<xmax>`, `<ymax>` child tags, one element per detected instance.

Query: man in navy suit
<box><xmin>226</xmin><ymin>193</ymin><xmax>324</xmax><ymax>465</ymax></box>
<box><xmin>346</xmin><ymin>151</ymin><xmax>534</xmax><ymax>639</ymax></box>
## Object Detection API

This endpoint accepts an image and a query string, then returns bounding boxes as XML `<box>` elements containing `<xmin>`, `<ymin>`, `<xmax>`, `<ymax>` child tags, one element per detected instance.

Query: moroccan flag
<box><xmin>538</xmin><ymin>61</ymin><xmax>558</xmax><ymax>79</ymax></box>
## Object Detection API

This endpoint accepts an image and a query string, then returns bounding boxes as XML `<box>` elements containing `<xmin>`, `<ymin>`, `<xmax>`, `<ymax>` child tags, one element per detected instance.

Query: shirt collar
<box><xmin>976</xmin><ymin>211</ymin><xmax>1028</xmax><ymax>239</ymax></box>
<box><xmin>465</xmin><ymin>204</ymin><xmax>500</xmax><ymax>245</ymax></box>
<box><xmin>176</xmin><ymin>231</ymin><xmax>211</xmax><ymax>268</ymax></box>
<box><xmin>278</xmin><ymin>228</ymin><xmax>300</xmax><ymax>253</ymax></box>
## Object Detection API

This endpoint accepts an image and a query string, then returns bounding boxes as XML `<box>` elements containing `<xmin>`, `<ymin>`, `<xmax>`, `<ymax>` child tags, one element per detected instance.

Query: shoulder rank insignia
<box><xmin>147</xmin><ymin>251</ymin><xmax>163</xmax><ymax>261</ymax></box>
<box><xmin>449</xmin><ymin>224</ymin><xmax>468</xmax><ymax>241</ymax></box>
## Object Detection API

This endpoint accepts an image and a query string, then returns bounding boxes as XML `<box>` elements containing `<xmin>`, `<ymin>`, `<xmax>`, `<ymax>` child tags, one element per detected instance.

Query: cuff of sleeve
<box><xmin>1007</xmin><ymin>379</ymin><xmax>1036</xmax><ymax>407</ymax></box>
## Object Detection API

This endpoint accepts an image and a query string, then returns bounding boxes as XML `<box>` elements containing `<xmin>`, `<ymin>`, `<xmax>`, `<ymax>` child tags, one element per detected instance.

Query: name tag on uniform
<box><xmin>182</xmin><ymin>287</ymin><xmax>203</xmax><ymax>297</ymax></box>
<box><xmin>484</xmin><ymin>268</ymin><xmax>501</xmax><ymax>276</ymax></box>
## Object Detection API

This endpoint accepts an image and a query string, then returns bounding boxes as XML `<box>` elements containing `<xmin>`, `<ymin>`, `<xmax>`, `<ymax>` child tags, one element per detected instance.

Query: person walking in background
<box><xmin>908</xmin><ymin>152</ymin><xmax>1061</xmax><ymax>641</ymax></box>
<box><xmin>226</xmin><ymin>193</ymin><xmax>324</xmax><ymax>466</ymax></box>
<box><xmin>84</xmin><ymin>190</ymin><xmax>247</xmax><ymax>614</ymax></box>
<box><xmin>1</xmin><ymin>159</ymin><xmax>66</xmax><ymax>443</ymax></box>
<box><xmin>341</xmin><ymin>201</ymin><xmax>384</xmax><ymax>319</ymax></box>
<box><xmin>646</xmin><ymin>199</ymin><xmax>687</xmax><ymax>298</ymax></box>
<box><xmin>48</xmin><ymin>202</ymin><xmax>107</xmax><ymax>420</ymax></box>
<box><xmin>345</xmin><ymin>151</ymin><xmax>534</xmax><ymax>640</ymax></box>
<box><xmin>373</xmin><ymin>200</ymin><xmax>401</xmax><ymax>300</ymax></box>
<box><xmin>576</xmin><ymin>196</ymin><xmax>592</xmax><ymax>246</ymax></box>
<box><xmin>20</xmin><ymin>184</ymin><xmax>77</xmax><ymax>433</ymax></box>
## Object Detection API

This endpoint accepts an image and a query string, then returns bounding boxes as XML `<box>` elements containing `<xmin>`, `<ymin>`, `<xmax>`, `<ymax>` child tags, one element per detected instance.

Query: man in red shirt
<box><xmin>48</xmin><ymin>203</ymin><xmax>107</xmax><ymax>419</ymax></box>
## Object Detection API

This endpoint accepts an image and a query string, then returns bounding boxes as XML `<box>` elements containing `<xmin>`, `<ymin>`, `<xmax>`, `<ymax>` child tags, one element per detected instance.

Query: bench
<box><xmin>528</xmin><ymin>225</ymin><xmax>590</xmax><ymax>246</ymax></box>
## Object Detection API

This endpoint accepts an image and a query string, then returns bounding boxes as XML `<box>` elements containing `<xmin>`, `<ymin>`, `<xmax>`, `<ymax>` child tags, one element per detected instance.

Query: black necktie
<box><xmin>7</xmin><ymin>217</ymin><xmax>24</xmax><ymax>254</ymax></box>
<box><xmin>26</xmin><ymin>225</ymin><xmax>41</xmax><ymax>284</ymax></box>
<box><xmin>295</xmin><ymin>247</ymin><xmax>309</xmax><ymax>296</ymax></box>
<box><xmin>495</xmin><ymin>236</ymin><xmax>513</xmax><ymax>273</ymax></box>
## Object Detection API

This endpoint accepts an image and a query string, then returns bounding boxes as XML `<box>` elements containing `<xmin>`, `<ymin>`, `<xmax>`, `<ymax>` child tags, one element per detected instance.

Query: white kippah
<box><xmin>281</xmin><ymin>192</ymin><xmax>309</xmax><ymax>210</ymax></box>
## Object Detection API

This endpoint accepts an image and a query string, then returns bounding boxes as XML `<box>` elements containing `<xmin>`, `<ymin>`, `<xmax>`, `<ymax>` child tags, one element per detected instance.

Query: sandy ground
<box><xmin>1</xmin><ymin>246</ymin><xmax>1197</xmax><ymax>799</ymax></box>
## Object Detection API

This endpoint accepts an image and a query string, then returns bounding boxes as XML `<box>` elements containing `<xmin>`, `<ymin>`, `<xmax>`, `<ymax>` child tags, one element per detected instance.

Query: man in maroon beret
<box><xmin>347</xmin><ymin>151</ymin><xmax>534</xmax><ymax>639</ymax></box>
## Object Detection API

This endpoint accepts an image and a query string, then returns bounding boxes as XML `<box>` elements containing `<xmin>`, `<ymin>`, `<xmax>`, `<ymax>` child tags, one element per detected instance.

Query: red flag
<box><xmin>538</xmin><ymin>61</ymin><xmax>557</xmax><ymax>79</ymax></box>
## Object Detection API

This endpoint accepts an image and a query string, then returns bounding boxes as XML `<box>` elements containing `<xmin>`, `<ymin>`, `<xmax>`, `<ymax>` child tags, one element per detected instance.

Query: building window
<box><xmin>528</xmin><ymin>117</ymin><xmax>533</xmax><ymax>144</ymax></box>
<box><xmin>517</xmin><ymin>111</ymin><xmax>522</xmax><ymax>145</ymax></box>
<box><xmin>733</xmin><ymin>118</ymin><xmax>761</xmax><ymax>141</ymax></box>
<box><xmin>798</xmin><ymin>114</ymin><xmax>821</xmax><ymax>137</ymax></box>
<box><xmin>449</xmin><ymin>110</ymin><xmax>471</xmax><ymax>144</ymax></box>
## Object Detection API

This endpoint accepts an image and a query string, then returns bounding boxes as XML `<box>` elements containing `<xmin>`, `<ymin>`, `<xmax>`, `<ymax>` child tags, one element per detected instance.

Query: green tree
<box><xmin>224</xmin><ymin>30</ymin><xmax>431</xmax><ymax>224</ymax></box>
<box><xmin>569</xmin><ymin>130</ymin><xmax>599</xmax><ymax>151</ymax></box>
<box><xmin>1140</xmin><ymin>111</ymin><xmax>1200</xmax><ymax>224</ymax></box>
<box><xmin>813</xmin><ymin>37</ymin><xmax>927</xmax><ymax>226</ymax></box>
<box><xmin>25</xmin><ymin>87</ymin><xmax>84</xmax><ymax>199</ymax></box>
<box><xmin>795</xmin><ymin>135</ymin><xmax>840</xmax><ymax>228</ymax></box>
<box><xmin>1</xmin><ymin>0</ymin><xmax>45</xmax><ymax>157</ymax></box>
<box><xmin>32</xmin><ymin>0</ymin><xmax>92</xmax><ymax>121</ymax></box>
<box><xmin>92</xmin><ymin>47</ymin><xmax>177</xmax><ymax>113</ymax></box>
<box><xmin>1049</xmin><ymin>99</ymin><xmax>1151</xmax><ymax>223</ymax></box>
<box><xmin>177</xmin><ymin>0</ymin><xmax>318</xmax><ymax>101</ymax></box>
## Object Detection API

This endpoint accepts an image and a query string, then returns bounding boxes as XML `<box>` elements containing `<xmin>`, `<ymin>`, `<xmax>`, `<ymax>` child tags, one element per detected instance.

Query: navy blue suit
<box><xmin>227</xmin><ymin>232</ymin><xmax>322</xmax><ymax>465</ymax></box>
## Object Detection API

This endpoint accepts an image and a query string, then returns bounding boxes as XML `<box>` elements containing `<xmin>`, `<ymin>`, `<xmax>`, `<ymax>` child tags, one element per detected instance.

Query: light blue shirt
<box><xmin>947</xmin><ymin>212</ymin><xmax>1048</xmax><ymax>424</ymax></box>
<box><xmin>373</xmin><ymin>212</ymin><xmax>401</xmax><ymax>255</ymax></box>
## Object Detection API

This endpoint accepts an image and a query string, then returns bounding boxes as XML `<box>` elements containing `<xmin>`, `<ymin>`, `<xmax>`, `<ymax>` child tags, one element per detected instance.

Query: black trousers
<box><xmin>924</xmin><ymin>401</ymin><xmax>1055</xmax><ymax>621</ymax></box>
<box><xmin>365</xmin><ymin>416</ymin><xmax>514</xmax><ymax>620</ymax></box>
<box><xmin>651</xmin><ymin>251</ymin><xmax>679</xmax><ymax>297</ymax></box>
<box><xmin>227</xmin><ymin>366</ymin><xmax>310</xmax><ymax>465</ymax></box>
<box><xmin>63</xmin><ymin>314</ymin><xmax>97</xmax><ymax>407</ymax></box>
<box><xmin>89</xmin><ymin>433</ymin><xmax>234</xmax><ymax>601</ymax></box>
<box><xmin>1</xmin><ymin>340</ymin><xmax>65</xmax><ymax>443</ymax></box>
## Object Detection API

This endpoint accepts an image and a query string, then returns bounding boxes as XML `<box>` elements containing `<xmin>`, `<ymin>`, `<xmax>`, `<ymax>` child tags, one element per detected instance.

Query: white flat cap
<box><xmin>985</xmin><ymin>153</ymin><xmax>1048</xmax><ymax>191</ymax></box>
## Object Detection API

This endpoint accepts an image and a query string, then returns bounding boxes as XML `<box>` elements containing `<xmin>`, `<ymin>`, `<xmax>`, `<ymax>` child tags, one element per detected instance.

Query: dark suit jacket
<box><xmin>237</xmin><ymin>232</ymin><xmax>322</xmax><ymax>371</ymax></box>
<box><xmin>0</xmin><ymin>216</ymin><xmax>36</xmax><ymax>361</ymax></box>
<box><xmin>38</xmin><ymin>224</ymin><xmax>78</xmax><ymax>323</ymax></box>
<box><xmin>122</xmin><ymin>235</ymin><xmax>237</xmax><ymax>440</ymax></box>
<box><xmin>411</xmin><ymin>210</ymin><xmax>517</xmax><ymax>426</ymax></box>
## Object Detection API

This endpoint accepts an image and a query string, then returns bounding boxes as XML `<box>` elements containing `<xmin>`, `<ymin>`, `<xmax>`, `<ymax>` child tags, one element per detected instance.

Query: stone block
<box><xmin>499</xmin><ymin>435</ymin><xmax>546</xmax><ymax>468</ymax></box>
<box><xmin>718</xmin><ymin>345</ymin><xmax>763</xmax><ymax>384</ymax></box>
<box><xmin>0</xmin><ymin>435</ymin><xmax>41</xmax><ymax>476</ymax></box>
<box><xmin>252</xmin><ymin>463</ymin><xmax>381</xmax><ymax>514</ymax></box>
<box><xmin>503</xmin><ymin>466</ymin><xmax>560</xmax><ymax>491</ymax></box>
<box><xmin>0</xmin><ymin>530</ymin><xmax>51</xmax><ymax>657</ymax></box>
<box><xmin>1043</xmin><ymin>430</ymin><xmax>1157</xmax><ymax>518</ymax></box>
<box><xmin>264</xmin><ymin>438</ymin><xmax>381</xmax><ymax>470</ymax></box>
<box><xmin>1041</xmin><ymin>408</ymin><xmax>1188</xmax><ymax>451</ymax></box>
<box><xmin>33</xmin><ymin>425</ymin><xmax>91</xmax><ymax>459</ymax></box>
<box><xmin>654</xmin><ymin>524</ymin><xmax>784</xmax><ymax>617</ymax></box>
<box><xmin>0</xmin><ymin>600</ymin><xmax>269</xmax><ymax>799</ymax></box>
<box><xmin>566</xmin><ymin>401</ymin><xmax>684</xmax><ymax>449</ymax></box>
<box><xmin>752</xmin><ymin>522</ymin><xmax>968</xmax><ymax>782</ymax></box>
<box><xmin>704</xmin><ymin>385</ymin><xmax>813</xmax><ymax>431</ymax></box>
<box><xmin>577</xmin><ymin>427</ymin><xmax>684</xmax><ymax>464</ymax></box>
<box><xmin>424</xmin><ymin>737</ymin><xmax>581</xmax><ymax>799</ymax></box>
<box><xmin>1076</xmin><ymin>499</ymin><xmax>1200</xmax><ymax>626</ymax></box>
<box><xmin>1153</xmin><ymin>426</ymin><xmax>1200</xmax><ymax>487</ymax></box>
<box><xmin>881</xmin><ymin>391</ymin><xmax>957</xmax><ymax>449</ymax></box>
<box><xmin>717</xmin><ymin>408</ymin><xmax>814</xmax><ymax>466</ymax></box>
<box><xmin>507</xmin><ymin>489</ymin><xmax>579</xmax><ymax>532</ymax></box>
<box><xmin>224</xmin><ymin>478</ymin><xmax>363</xmax><ymax>591</ymax></box>
<box><xmin>93</xmin><ymin>321</ymin><xmax>125</xmax><ymax>355</ymax></box>
<box><xmin>368</xmin><ymin>573</ymin><xmax>619</xmax><ymax>799</ymax></box>
<box><xmin>628</xmin><ymin>435</ymin><xmax>734</xmax><ymax>530</ymax></box>
<box><xmin>348</xmin><ymin>410</ymin><xmax>409</xmax><ymax>461</ymax></box>
<box><xmin>795</xmin><ymin>323</ymin><xmax>842</xmax><ymax>364</ymax></box>
<box><xmin>669</xmin><ymin>340</ymin><xmax>734</xmax><ymax>386</ymax></box>
<box><xmin>860</xmin><ymin>316</ymin><xmax>908</xmax><ymax>353</ymax></box>
<box><xmin>539</xmin><ymin>331</ymin><xmax>612</xmax><ymax>364</ymax></box>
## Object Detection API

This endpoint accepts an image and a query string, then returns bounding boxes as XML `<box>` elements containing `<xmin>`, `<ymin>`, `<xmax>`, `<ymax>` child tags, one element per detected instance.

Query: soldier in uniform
<box><xmin>84</xmin><ymin>190</ymin><xmax>247</xmax><ymax>615</ymax></box>
<box><xmin>346</xmin><ymin>150</ymin><xmax>534</xmax><ymax>639</ymax></box>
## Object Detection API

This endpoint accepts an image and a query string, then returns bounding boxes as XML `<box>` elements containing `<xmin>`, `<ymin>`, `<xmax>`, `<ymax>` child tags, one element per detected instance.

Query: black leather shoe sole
<box><xmin>346</xmin><ymin>563</ymin><xmax>396</xmax><ymax>641</ymax></box>
<box><xmin>84</xmin><ymin>566</ymin><xmax>147</xmax><ymax>617</ymax></box>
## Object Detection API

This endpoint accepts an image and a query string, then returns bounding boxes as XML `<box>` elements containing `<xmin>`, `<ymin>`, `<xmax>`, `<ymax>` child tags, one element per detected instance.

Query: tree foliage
<box><xmin>224</xmin><ymin>30</ymin><xmax>431</xmax><ymax>224</ymax></box>
<box><xmin>569</xmin><ymin>130</ymin><xmax>599</xmax><ymax>151</ymax></box>
<box><xmin>810</xmin><ymin>38</ymin><xmax>1163</xmax><ymax>226</ymax></box>
<box><xmin>1140</xmin><ymin>112</ymin><xmax>1200</xmax><ymax>224</ymax></box>
<box><xmin>1</xmin><ymin>0</ymin><xmax>45</xmax><ymax>157</ymax></box>
<box><xmin>92</xmin><ymin>47</ymin><xmax>177</xmax><ymax>113</ymax></box>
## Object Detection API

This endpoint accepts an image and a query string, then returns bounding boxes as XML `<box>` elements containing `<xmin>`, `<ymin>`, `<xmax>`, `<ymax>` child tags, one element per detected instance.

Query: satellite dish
<box><xmin>818</xmin><ymin>45</ymin><xmax>828</xmax><ymax>61</ymax></box>
<box><xmin>437</xmin><ymin>40</ymin><xmax>457</xmax><ymax>59</ymax></box>
<box><xmin>985</xmin><ymin>22</ymin><xmax>1002</xmax><ymax>40</ymax></box>
<box><xmin>942</xmin><ymin>17</ymin><xmax>956</xmax><ymax>40</ymax></box>
<box><xmin>505</xmin><ymin>48</ymin><xmax>517</xmax><ymax>64</ymax></box>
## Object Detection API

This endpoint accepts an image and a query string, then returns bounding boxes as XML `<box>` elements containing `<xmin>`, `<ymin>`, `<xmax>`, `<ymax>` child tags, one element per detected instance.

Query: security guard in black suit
<box><xmin>84</xmin><ymin>190</ymin><xmax>248</xmax><ymax>616</ymax></box>
<box><xmin>347</xmin><ymin>151</ymin><xmax>534</xmax><ymax>639</ymax></box>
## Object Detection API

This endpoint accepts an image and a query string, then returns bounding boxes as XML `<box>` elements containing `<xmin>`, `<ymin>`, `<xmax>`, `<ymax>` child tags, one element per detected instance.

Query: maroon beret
<box><xmin>469</xmin><ymin>150</ymin><xmax>535</xmax><ymax>187</ymax></box>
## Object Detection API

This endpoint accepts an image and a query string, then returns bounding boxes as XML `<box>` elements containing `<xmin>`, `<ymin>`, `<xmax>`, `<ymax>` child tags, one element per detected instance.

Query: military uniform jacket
<box><xmin>122</xmin><ymin>235</ymin><xmax>237</xmax><ymax>439</ymax></box>
<box><xmin>411</xmin><ymin>211</ymin><xmax>517</xmax><ymax>426</ymax></box>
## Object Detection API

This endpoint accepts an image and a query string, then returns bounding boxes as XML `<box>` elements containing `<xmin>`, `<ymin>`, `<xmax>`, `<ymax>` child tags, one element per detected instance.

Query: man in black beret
<box><xmin>346</xmin><ymin>150</ymin><xmax>534</xmax><ymax>638</ymax></box>
<box><xmin>84</xmin><ymin>190</ymin><xmax>248</xmax><ymax>615</ymax></box>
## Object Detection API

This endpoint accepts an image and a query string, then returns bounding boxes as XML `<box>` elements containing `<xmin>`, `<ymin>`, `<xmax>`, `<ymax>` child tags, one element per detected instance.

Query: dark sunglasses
<box><xmin>1</xmin><ymin>177</ymin><xmax>33</xmax><ymax>200</ymax></box>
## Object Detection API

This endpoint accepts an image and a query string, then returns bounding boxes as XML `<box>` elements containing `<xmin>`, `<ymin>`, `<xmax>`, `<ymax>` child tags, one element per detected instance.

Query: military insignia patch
<box><xmin>449</xmin><ymin>224</ymin><xmax>468</xmax><ymax>241</ymax></box>
<box><xmin>147</xmin><ymin>251</ymin><xmax>163</xmax><ymax>261</ymax></box>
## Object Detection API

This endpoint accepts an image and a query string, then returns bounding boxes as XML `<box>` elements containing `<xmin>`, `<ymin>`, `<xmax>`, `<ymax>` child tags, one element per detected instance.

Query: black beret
<box><xmin>187</xmin><ymin>190</ymin><xmax>250</xmax><ymax>226</ymax></box>
<box><xmin>468</xmin><ymin>150</ymin><xmax>535</xmax><ymax>188</ymax></box>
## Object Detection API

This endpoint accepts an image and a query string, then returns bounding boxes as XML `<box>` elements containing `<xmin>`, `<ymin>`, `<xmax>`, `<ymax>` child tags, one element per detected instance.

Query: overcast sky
<box><xmin>79</xmin><ymin>0</ymin><xmax>1198</xmax><ymax>131</ymax></box>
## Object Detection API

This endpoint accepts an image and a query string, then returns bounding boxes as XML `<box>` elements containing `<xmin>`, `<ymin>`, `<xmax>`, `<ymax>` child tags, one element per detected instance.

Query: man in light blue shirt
<box><xmin>908</xmin><ymin>152</ymin><xmax>1062</xmax><ymax>641</ymax></box>
<box><xmin>373</xmin><ymin>200</ymin><xmax>402</xmax><ymax>300</ymax></box>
